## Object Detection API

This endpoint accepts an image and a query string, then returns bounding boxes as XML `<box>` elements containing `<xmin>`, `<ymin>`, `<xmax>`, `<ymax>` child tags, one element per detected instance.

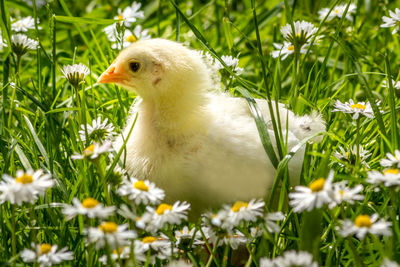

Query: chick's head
<box><xmin>98</xmin><ymin>38</ymin><xmax>213</xmax><ymax>100</ymax></box>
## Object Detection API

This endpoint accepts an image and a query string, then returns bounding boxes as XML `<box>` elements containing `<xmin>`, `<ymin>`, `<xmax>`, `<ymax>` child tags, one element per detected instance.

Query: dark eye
<box><xmin>129</xmin><ymin>62</ymin><xmax>140</xmax><ymax>72</ymax></box>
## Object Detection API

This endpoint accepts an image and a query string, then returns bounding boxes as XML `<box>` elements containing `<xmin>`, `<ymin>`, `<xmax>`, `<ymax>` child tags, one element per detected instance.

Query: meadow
<box><xmin>1</xmin><ymin>0</ymin><xmax>400</xmax><ymax>266</ymax></box>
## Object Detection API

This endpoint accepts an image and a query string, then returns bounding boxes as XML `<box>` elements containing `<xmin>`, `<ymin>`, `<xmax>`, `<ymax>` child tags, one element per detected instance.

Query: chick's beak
<box><xmin>98</xmin><ymin>64</ymin><xmax>129</xmax><ymax>84</ymax></box>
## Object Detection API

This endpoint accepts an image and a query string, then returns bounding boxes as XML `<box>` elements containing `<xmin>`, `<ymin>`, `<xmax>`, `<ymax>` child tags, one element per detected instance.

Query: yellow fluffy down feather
<box><xmin>98</xmin><ymin>38</ymin><xmax>325</xmax><ymax>216</ymax></box>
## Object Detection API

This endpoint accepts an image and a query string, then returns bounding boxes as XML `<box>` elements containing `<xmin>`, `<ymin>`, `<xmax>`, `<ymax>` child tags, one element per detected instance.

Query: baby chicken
<box><xmin>98</xmin><ymin>39</ymin><xmax>324</xmax><ymax>215</ymax></box>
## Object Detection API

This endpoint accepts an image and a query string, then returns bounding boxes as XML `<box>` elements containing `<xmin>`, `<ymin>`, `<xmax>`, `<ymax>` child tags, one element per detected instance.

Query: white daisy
<box><xmin>0</xmin><ymin>30</ymin><xmax>6</xmax><ymax>50</ymax></box>
<box><xmin>280</xmin><ymin>20</ymin><xmax>318</xmax><ymax>46</ymax></box>
<box><xmin>62</xmin><ymin>197</ymin><xmax>115</xmax><ymax>220</ymax></box>
<box><xmin>114</xmin><ymin>2</ymin><xmax>144</xmax><ymax>27</ymax></box>
<box><xmin>117</xmin><ymin>176</ymin><xmax>165</xmax><ymax>205</ymax></box>
<box><xmin>318</xmin><ymin>4</ymin><xmax>357</xmax><ymax>22</ymax></box>
<box><xmin>367</xmin><ymin>169</ymin><xmax>400</xmax><ymax>187</ymax></box>
<box><xmin>11</xmin><ymin>16</ymin><xmax>38</xmax><ymax>32</ymax></box>
<box><xmin>265</xmin><ymin>211</ymin><xmax>286</xmax><ymax>233</ymax></box>
<box><xmin>260</xmin><ymin>250</ymin><xmax>318</xmax><ymax>267</ymax></box>
<box><xmin>214</xmin><ymin>55</ymin><xmax>243</xmax><ymax>73</ymax></box>
<box><xmin>0</xmin><ymin>169</ymin><xmax>54</xmax><ymax>205</ymax></box>
<box><xmin>61</xmin><ymin>63</ymin><xmax>90</xmax><ymax>88</ymax></box>
<box><xmin>289</xmin><ymin>170</ymin><xmax>334</xmax><ymax>213</ymax></box>
<box><xmin>328</xmin><ymin>181</ymin><xmax>364</xmax><ymax>208</ymax></box>
<box><xmin>103</xmin><ymin>24</ymin><xmax>119</xmax><ymax>42</ymax></box>
<box><xmin>218</xmin><ymin>230</ymin><xmax>248</xmax><ymax>249</ymax></box>
<box><xmin>71</xmin><ymin>141</ymin><xmax>113</xmax><ymax>160</ymax></box>
<box><xmin>140</xmin><ymin>201</ymin><xmax>190</xmax><ymax>232</ymax></box>
<box><xmin>338</xmin><ymin>214</ymin><xmax>392</xmax><ymax>240</ymax></box>
<box><xmin>11</xmin><ymin>34</ymin><xmax>38</xmax><ymax>56</ymax></box>
<box><xmin>381</xmin><ymin>8</ymin><xmax>400</xmax><ymax>34</ymax></box>
<box><xmin>332</xmin><ymin>99</ymin><xmax>375</xmax><ymax>119</ymax></box>
<box><xmin>333</xmin><ymin>145</ymin><xmax>371</xmax><ymax>167</ymax></box>
<box><xmin>382</xmin><ymin>79</ymin><xmax>400</xmax><ymax>90</ymax></box>
<box><xmin>215</xmin><ymin>199</ymin><xmax>265</xmax><ymax>229</ymax></box>
<box><xmin>79</xmin><ymin>115</ymin><xmax>115</xmax><ymax>142</ymax></box>
<box><xmin>98</xmin><ymin>246</ymin><xmax>130</xmax><ymax>265</ymax></box>
<box><xmin>107</xmin><ymin>27</ymin><xmax>151</xmax><ymax>49</ymax></box>
<box><xmin>175</xmin><ymin>226</ymin><xmax>204</xmax><ymax>247</ymax></box>
<box><xmin>380</xmin><ymin>150</ymin><xmax>400</xmax><ymax>168</ymax></box>
<box><xmin>271</xmin><ymin>41</ymin><xmax>309</xmax><ymax>60</ymax></box>
<box><xmin>134</xmin><ymin>236</ymin><xmax>175</xmax><ymax>263</ymax></box>
<box><xmin>20</xmin><ymin>243</ymin><xmax>73</xmax><ymax>267</ymax></box>
<box><xmin>381</xmin><ymin>258</ymin><xmax>400</xmax><ymax>267</ymax></box>
<box><xmin>84</xmin><ymin>222</ymin><xmax>137</xmax><ymax>249</ymax></box>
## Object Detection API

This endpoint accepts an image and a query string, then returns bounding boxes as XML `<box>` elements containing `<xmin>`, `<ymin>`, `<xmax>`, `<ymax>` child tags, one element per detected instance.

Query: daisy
<box><xmin>271</xmin><ymin>41</ymin><xmax>308</xmax><ymax>60</ymax></box>
<box><xmin>119</xmin><ymin>27</ymin><xmax>151</xmax><ymax>48</ymax></box>
<box><xmin>328</xmin><ymin>181</ymin><xmax>364</xmax><ymax>208</ymax></box>
<box><xmin>61</xmin><ymin>63</ymin><xmax>90</xmax><ymax>88</ymax></box>
<box><xmin>103</xmin><ymin>24</ymin><xmax>119</xmax><ymax>42</ymax></box>
<box><xmin>381</xmin><ymin>8</ymin><xmax>400</xmax><ymax>34</ymax></box>
<box><xmin>11</xmin><ymin>34</ymin><xmax>38</xmax><ymax>56</ymax></box>
<box><xmin>11</xmin><ymin>16</ymin><xmax>38</xmax><ymax>32</ymax></box>
<box><xmin>280</xmin><ymin>20</ymin><xmax>318</xmax><ymax>46</ymax></box>
<box><xmin>0</xmin><ymin>169</ymin><xmax>54</xmax><ymax>205</ymax></box>
<box><xmin>214</xmin><ymin>55</ymin><xmax>243</xmax><ymax>73</ymax></box>
<box><xmin>140</xmin><ymin>201</ymin><xmax>190</xmax><ymax>232</ymax></box>
<box><xmin>265</xmin><ymin>211</ymin><xmax>286</xmax><ymax>233</ymax></box>
<box><xmin>381</xmin><ymin>258</ymin><xmax>400</xmax><ymax>267</ymax></box>
<box><xmin>62</xmin><ymin>197</ymin><xmax>115</xmax><ymax>220</ymax></box>
<box><xmin>382</xmin><ymin>79</ymin><xmax>400</xmax><ymax>90</ymax></box>
<box><xmin>333</xmin><ymin>145</ymin><xmax>371</xmax><ymax>167</ymax></box>
<box><xmin>338</xmin><ymin>214</ymin><xmax>392</xmax><ymax>240</ymax></box>
<box><xmin>71</xmin><ymin>141</ymin><xmax>113</xmax><ymax>160</ymax></box>
<box><xmin>175</xmin><ymin>226</ymin><xmax>204</xmax><ymax>247</ymax></box>
<box><xmin>260</xmin><ymin>250</ymin><xmax>318</xmax><ymax>267</ymax></box>
<box><xmin>332</xmin><ymin>99</ymin><xmax>375</xmax><ymax>119</ymax></box>
<box><xmin>318</xmin><ymin>4</ymin><xmax>357</xmax><ymax>22</ymax></box>
<box><xmin>114</xmin><ymin>2</ymin><xmax>144</xmax><ymax>27</ymax></box>
<box><xmin>215</xmin><ymin>199</ymin><xmax>265</xmax><ymax>229</ymax></box>
<box><xmin>134</xmin><ymin>236</ymin><xmax>175</xmax><ymax>263</ymax></box>
<box><xmin>218</xmin><ymin>230</ymin><xmax>248</xmax><ymax>249</ymax></box>
<box><xmin>289</xmin><ymin>170</ymin><xmax>334</xmax><ymax>213</ymax></box>
<box><xmin>380</xmin><ymin>150</ymin><xmax>400</xmax><ymax>168</ymax></box>
<box><xmin>20</xmin><ymin>243</ymin><xmax>73</xmax><ymax>267</ymax></box>
<box><xmin>367</xmin><ymin>169</ymin><xmax>400</xmax><ymax>187</ymax></box>
<box><xmin>98</xmin><ymin>246</ymin><xmax>130</xmax><ymax>265</ymax></box>
<box><xmin>84</xmin><ymin>222</ymin><xmax>137</xmax><ymax>249</ymax></box>
<box><xmin>166</xmin><ymin>261</ymin><xmax>194</xmax><ymax>267</ymax></box>
<box><xmin>79</xmin><ymin>115</ymin><xmax>115</xmax><ymax>142</ymax></box>
<box><xmin>0</xmin><ymin>30</ymin><xmax>6</xmax><ymax>50</ymax></box>
<box><xmin>117</xmin><ymin>176</ymin><xmax>165</xmax><ymax>205</ymax></box>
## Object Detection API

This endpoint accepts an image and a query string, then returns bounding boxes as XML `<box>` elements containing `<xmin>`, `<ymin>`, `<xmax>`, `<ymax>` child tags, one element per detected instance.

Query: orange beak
<box><xmin>98</xmin><ymin>64</ymin><xmax>129</xmax><ymax>84</ymax></box>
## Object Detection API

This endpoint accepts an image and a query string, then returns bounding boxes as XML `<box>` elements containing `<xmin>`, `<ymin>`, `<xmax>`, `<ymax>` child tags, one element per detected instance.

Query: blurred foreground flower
<box><xmin>381</xmin><ymin>8</ymin><xmax>400</xmax><ymax>34</ymax></box>
<box><xmin>380</xmin><ymin>150</ymin><xmax>400</xmax><ymax>168</ymax></box>
<box><xmin>328</xmin><ymin>181</ymin><xmax>364</xmax><ymax>208</ymax></box>
<box><xmin>84</xmin><ymin>222</ymin><xmax>137</xmax><ymax>249</ymax></box>
<box><xmin>318</xmin><ymin>4</ymin><xmax>356</xmax><ymax>22</ymax></box>
<box><xmin>338</xmin><ymin>214</ymin><xmax>391</xmax><ymax>240</ymax></box>
<box><xmin>63</xmin><ymin>197</ymin><xmax>115</xmax><ymax>220</ymax></box>
<box><xmin>260</xmin><ymin>250</ymin><xmax>318</xmax><ymax>267</ymax></box>
<box><xmin>367</xmin><ymin>169</ymin><xmax>400</xmax><ymax>187</ymax></box>
<box><xmin>134</xmin><ymin>236</ymin><xmax>175</xmax><ymax>263</ymax></box>
<box><xmin>21</xmin><ymin>243</ymin><xmax>73</xmax><ymax>267</ymax></box>
<box><xmin>71</xmin><ymin>141</ymin><xmax>113</xmax><ymax>160</ymax></box>
<box><xmin>61</xmin><ymin>63</ymin><xmax>89</xmax><ymax>88</ymax></box>
<box><xmin>0</xmin><ymin>169</ymin><xmax>53</xmax><ymax>205</ymax></box>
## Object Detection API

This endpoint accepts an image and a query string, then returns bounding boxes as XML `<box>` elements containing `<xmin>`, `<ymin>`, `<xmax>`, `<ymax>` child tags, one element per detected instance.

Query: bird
<box><xmin>98</xmin><ymin>38</ymin><xmax>325</xmax><ymax>216</ymax></box>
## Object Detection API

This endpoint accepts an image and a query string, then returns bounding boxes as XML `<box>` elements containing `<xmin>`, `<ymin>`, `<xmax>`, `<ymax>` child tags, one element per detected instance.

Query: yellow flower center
<box><xmin>117</xmin><ymin>15</ymin><xmax>124</xmax><ymax>20</ymax></box>
<box><xmin>384</xmin><ymin>169</ymin><xmax>399</xmax><ymax>175</ymax></box>
<box><xmin>126</xmin><ymin>35</ymin><xmax>137</xmax><ymax>43</ymax></box>
<box><xmin>354</xmin><ymin>215</ymin><xmax>372</xmax><ymax>228</ymax></box>
<box><xmin>350</xmin><ymin>103</ymin><xmax>366</xmax><ymax>110</ymax></box>
<box><xmin>296</xmin><ymin>32</ymin><xmax>301</xmax><ymax>37</ymax></box>
<box><xmin>134</xmin><ymin>180</ymin><xmax>149</xmax><ymax>191</ymax></box>
<box><xmin>156</xmin><ymin>203</ymin><xmax>173</xmax><ymax>215</ymax></box>
<box><xmin>334</xmin><ymin>9</ymin><xmax>339</xmax><ymax>14</ymax></box>
<box><xmin>83</xmin><ymin>144</ymin><xmax>95</xmax><ymax>156</ymax></box>
<box><xmin>309</xmin><ymin>178</ymin><xmax>325</xmax><ymax>192</ymax></box>
<box><xmin>99</xmin><ymin>222</ymin><xmax>118</xmax><ymax>233</ymax></box>
<box><xmin>231</xmin><ymin>201</ymin><xmax>248</xmax><ymax>212</ymax></box>
<box><xmin>40</xmin><ymin>244</ymin><xmax>52</xmax><ymax>254</ymax></box>
<box><xmin>113</xmin><ymin>247</ymin><xmax>125</xmax><ymax>254</ymax></box>
<box><xmin>142</xmin><ymin>236</ymin><xmax>157</xmax><ymax>243</ymax></box>
<box><xmin>287</xmin><ymin>45</ymin><xmax>295</xmax><ymax>51</ymax></box>
<box><xmin>82</xmin><ymin>198</ymin><xmax>99</xmax><ymax>209</ymax></box>
<box><xmin>339</xmin><ymin>189</ymin><xmax>344</xmax><ymax>196</ymax></box>
<box><xmin>15</xmin><ymin>174</ymin><xmax>33</xmax><ymax>184</ymax></box>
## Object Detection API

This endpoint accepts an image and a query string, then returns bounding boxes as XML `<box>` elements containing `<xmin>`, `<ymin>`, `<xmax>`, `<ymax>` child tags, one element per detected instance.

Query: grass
<box><xmin>1</xmin><ymin>0</ymin><xmax>400</xmax><ymax>266</ymax></box>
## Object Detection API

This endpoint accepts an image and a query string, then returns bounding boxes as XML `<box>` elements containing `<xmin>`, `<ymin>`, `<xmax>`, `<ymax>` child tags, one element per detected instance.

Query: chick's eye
<box><xmin>129</xmin><ymin>62</ymin><xmax>141</xmax><ymax>72</ymax></box>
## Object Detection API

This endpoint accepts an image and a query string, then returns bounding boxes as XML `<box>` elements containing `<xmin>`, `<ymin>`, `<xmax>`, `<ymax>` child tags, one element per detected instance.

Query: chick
<box><xmin>98</xmin><ymin>39</ymin><xmax>325</xmax><ymax>215</ymax></box>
